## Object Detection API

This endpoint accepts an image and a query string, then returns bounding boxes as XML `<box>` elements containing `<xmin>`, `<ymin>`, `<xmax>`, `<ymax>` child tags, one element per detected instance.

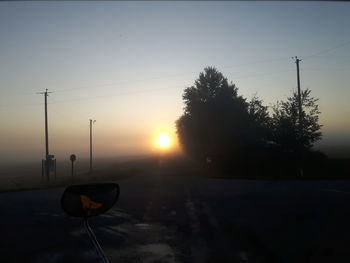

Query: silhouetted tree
<box><xmin>176</xmin><ymin>67</ymin><xmax>325</xmax><ymax>177</ymax></box>
<box><xmin>271</xmin><ymin>89</ymin><xmax>322</xmax><ymax>152</ymax></box>
<box><xmin>176</xmin><ymin>67</ymin><xmax>269</xmax><ymax>165</ymax></box>
<box><xmin>247</xmin><ymin>95</ymin><xmax>272</xmax><ymax>147</ymax></box>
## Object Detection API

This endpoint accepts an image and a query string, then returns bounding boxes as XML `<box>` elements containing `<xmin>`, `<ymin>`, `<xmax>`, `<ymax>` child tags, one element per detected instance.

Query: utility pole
<box><xmin>293</xmin><ymin>56</ymin><xmax>304</xmax><ymax>177</ymax></box>
<box><xmin>294</xmin><ymin>56</ymin><xmax>303</xmax><ymax>134</ymax></box>
<box><xmin>38</xmin><ymin>89</ymin><xmax>53</xmax><ymax>182</ymax></box>
<box><xmin>89</xmin><ymin>119</ymin><xmax>96</xmax><ymax>173</ymax></box>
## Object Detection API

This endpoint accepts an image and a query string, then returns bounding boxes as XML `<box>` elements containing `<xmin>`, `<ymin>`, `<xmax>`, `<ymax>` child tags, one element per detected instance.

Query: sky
<box><xmin>1</xmin><ymin>2</ymin><xmax>350</xmax><ymax>164</ymax></box>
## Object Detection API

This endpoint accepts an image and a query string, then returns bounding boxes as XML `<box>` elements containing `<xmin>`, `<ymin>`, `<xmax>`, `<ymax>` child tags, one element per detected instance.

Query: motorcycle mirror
<box><xmin>61</xmin><ymin>183</ymin><xmax>120</xmax><ymax>218</ymax></box>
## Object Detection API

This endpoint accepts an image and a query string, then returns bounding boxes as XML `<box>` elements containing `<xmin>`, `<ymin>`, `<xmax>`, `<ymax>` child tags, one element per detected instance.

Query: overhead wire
<box><xmin>49</xmin><ymin>68</ymin><xmax>297</xmax><ymax>105</ymax></box>
<box><xmin>303</xmin><ymin>40</ymin><xmax>350</xmax><ymax>60</ymax></box>
<box><xmin>1</xmin><ymin>40</ymin><xmax>350</xmax><ymax>107</ymax></box>
<box><xmin>49</xmin><ymin>86</ymin><xmax>182</xmax><ymax>105</ymax></box>
<box><xmin>52</xmin><ymin>56</ymin><xmax>290</xmax><ymax>93</ymax></box>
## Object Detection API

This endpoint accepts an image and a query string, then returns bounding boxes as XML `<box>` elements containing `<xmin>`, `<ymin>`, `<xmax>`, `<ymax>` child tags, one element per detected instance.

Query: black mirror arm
<box><xmin>83</xmin><ymin>218</ymin><xmax>110</xmax><ymax>263</ymax></box>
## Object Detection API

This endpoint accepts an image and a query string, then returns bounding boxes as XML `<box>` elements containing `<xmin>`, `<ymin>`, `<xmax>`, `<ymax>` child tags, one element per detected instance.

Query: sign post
<box><xmin>70</xmin><ymin>154</ymin><xmax>76</xmax><ymax>178</ymax></box>
<box><xmin>41</xmin><ymin>154</ymin><xmax>56</xmax><ymax>183</ymax></box>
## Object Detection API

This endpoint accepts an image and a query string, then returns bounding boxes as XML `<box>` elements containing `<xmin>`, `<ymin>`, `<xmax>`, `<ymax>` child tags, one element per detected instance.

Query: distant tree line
<box><xmin>176</xmin><ymin>67</ymin><xmax>326</xmax><ymax>177</ymax></box>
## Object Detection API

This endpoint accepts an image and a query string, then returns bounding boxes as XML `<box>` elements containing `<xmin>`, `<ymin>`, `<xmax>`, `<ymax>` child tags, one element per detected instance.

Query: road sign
<box><xmin>70</xmin><ymin>154</ymin><xmax>76</xmax><ymax>162</ymax></box>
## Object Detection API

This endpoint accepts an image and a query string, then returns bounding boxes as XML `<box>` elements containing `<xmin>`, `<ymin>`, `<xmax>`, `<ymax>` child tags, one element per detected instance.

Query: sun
<box><xmin>156</xmin><ymin>132</ymin><xmax>171</xmax><ymax>148</ymax></box>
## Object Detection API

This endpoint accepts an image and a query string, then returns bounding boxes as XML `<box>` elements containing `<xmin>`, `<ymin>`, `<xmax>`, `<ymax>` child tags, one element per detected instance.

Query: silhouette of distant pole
<box><xmin>89</xmin><ymin>119</ymin><xmax>96</xmax><ymax>173</ymax></box>
<box><xmin>70</xmin><ymin>154</ymin><xmax>76</xmax><ymax>178</ymax></box>
<box><xmin>38</xmin><ymin>89</ymin><xmax>52</xmax><ymax>182</ymax></box>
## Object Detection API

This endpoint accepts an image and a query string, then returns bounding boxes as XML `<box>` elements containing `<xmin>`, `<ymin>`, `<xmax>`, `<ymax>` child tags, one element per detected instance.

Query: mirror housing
<box><xmin>61</xmin><ymin>182</ymin><xmax>120</xmax><ymax>218</ymax></box>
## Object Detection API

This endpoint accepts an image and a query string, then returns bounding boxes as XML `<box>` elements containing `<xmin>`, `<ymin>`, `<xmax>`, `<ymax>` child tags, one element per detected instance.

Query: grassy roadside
<box><xmin>0</xmin><ymin>157</ymin><xmax>158</xmax><ymax>193</ymax></box>
<box><xmin>1</xmin><ymin>156</ymin><xmax>349</xmax><ymax>193</ymax></box>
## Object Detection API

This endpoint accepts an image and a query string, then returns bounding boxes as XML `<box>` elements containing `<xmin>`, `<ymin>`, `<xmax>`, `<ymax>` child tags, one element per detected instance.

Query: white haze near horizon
<box><xmin>1</xmin><ymin>2</ymin><xmax>350</xmax><ymax>165</ymax></box>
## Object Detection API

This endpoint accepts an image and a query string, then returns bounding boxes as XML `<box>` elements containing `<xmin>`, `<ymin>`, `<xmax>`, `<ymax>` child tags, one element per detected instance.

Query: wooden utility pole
<box><xmin>293</xmin><ymin>56</ymin><xmax>304</xmax><ymax>177</ymax></box>
<box><xmin>294</xmin><ymin>56</ymin><xmax>303</xmax><ymax>133</ymax></box>
<box><xmin>38</xmin><ymin>89</ymin><xmax>53</xmax><ymax>181</ymax></box>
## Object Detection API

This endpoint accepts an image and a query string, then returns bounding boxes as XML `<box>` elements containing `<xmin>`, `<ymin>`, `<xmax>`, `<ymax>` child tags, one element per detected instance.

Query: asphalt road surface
<box><xmin>1</xmin><ymin>169</ymin><xmax>350</xmax><ymax>263</ymax></box>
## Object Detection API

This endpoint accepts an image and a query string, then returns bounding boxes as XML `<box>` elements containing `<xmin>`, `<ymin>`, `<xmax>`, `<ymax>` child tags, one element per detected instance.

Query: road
<box><xmin>1</xmin><ymin>170</ymin><xmax>350</xmax><ymax>263</ymax></box>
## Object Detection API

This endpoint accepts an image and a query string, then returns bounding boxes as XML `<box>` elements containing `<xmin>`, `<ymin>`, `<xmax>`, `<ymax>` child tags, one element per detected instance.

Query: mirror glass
<box><xmin>61</xmin><ymin>182</ymin><xmax>120</xmax><ymax>218</ymax></box>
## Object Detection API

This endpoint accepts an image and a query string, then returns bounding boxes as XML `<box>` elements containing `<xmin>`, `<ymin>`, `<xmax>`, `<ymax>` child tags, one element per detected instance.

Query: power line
<box><xmin>53</xmin><ymin>57</ymin><xmax>289</xmax><ymax>93</ymax></box>
<box><xmin>49</xmin><ymin>86</ymin><xmax>181</xmax><ymax>105</ymax></box>
<box><xmin>303</xmin><ymin>40</ymin><xmax>350</xmax><ymax>60</ymax></box>
<box><xmin>47</xmin><ymin>69</ymin><xmax>297</xmax><ymax>105</ymax></box>
<box><xmin>223</xmin><ymin>57</ymin><xmax>289</xmax><ymax>69</ymax></box>
<box><xmin>53</xmin><ymin>73</ymin><xmax>195</xmax><ymax>93</ymax></box>
<box><xmin>233</xmin><ymin>69</ymin><xmax>294</xmax><ymax>80</ymax></box>
<box><xmin>3</xmin><ymin>39</ymin><xmax>350</xmax><ymax>107</ymax></box>
<box><xmin>4</xmin><ymin>39</ymin><xmax>350</xmax><ymax>98</ymax></box>
<box><xmin>2</xmin><ymin>40</ymin><xmax>350</xmax><ymax>99</ymax></box>
<box><xmin>0</xmin><ymin>64</ymin><xmax>342</xmax><ymax>109</ymax></box>
<box><xmin>0</xmin><ymin>68</ymin><xmax>298</xmax><ymax>108</ymax></box>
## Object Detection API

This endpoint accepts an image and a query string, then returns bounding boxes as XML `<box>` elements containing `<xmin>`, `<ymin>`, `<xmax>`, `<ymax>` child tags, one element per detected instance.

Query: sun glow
<box><xmin>156</xmin><ymin>132</ymin><xmax>171</xmax><ymax>148</ymax></box>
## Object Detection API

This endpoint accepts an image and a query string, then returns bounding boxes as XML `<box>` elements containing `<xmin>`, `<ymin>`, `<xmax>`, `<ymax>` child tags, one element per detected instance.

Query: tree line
<box><xmin>176</xmin><ymin>67</ymin><xmax>326</xmax><ymax>177</ymax></box>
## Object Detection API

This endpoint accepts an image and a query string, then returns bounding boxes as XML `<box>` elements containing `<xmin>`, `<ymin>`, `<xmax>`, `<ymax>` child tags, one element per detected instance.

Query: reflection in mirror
<box><xmin>61</xmin><ymin>182</ymin><xmax>120</xmax><ymax>218</ymax></box>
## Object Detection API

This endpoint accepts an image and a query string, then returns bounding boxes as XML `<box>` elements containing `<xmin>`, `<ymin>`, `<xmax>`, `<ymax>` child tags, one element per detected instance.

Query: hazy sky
<box><xmin>1</xmin><ymin>2</ymin><xmax>350</xmax><ymax>163</ymax></box>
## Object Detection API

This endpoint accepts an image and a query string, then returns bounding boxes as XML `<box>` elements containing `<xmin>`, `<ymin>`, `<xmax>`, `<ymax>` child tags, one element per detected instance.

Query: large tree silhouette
<box><xmin>176</xmin><ymin>67</ymin><xmax>268</xmax><ymax>164</ymax></box>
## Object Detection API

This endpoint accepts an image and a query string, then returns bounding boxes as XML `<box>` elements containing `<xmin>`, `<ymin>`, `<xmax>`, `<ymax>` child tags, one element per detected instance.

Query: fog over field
<box><xmin>1</xmin><ymin>2</ymin><xmax>350</xmax><ymax>183</ymax></box>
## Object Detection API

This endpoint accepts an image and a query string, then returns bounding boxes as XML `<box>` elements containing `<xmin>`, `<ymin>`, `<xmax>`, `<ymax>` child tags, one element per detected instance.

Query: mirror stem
<box><xmin>83</xmin><ymin>218</ymin><xmax>110</xmax><ymax>263</ymax></box>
